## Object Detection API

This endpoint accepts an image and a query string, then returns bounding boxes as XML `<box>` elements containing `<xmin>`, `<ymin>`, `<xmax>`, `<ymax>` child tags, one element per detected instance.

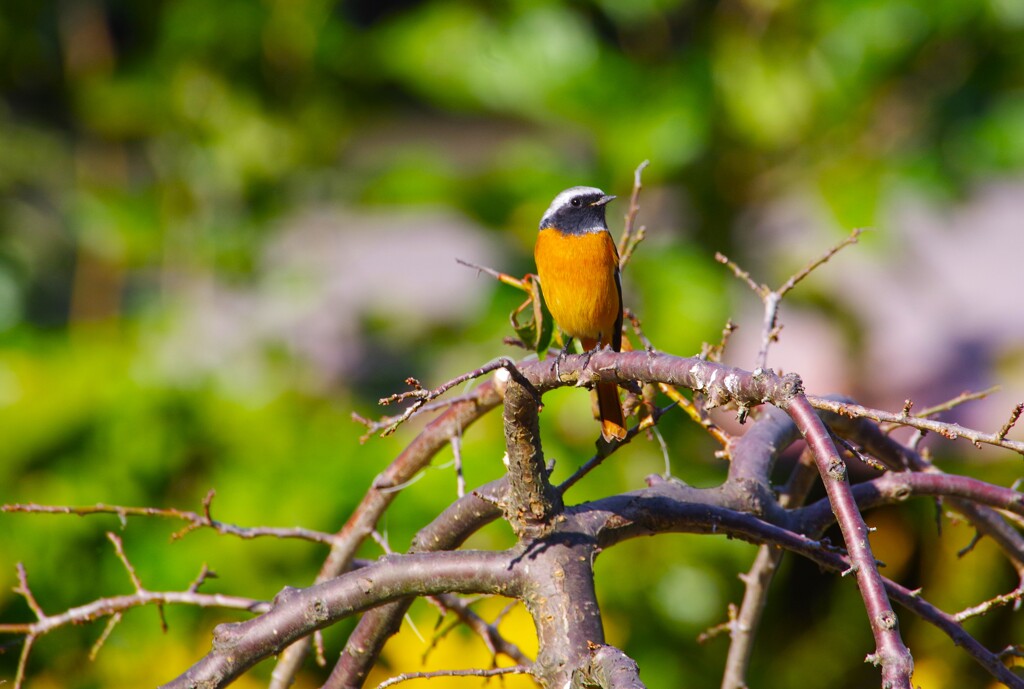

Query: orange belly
<box><xmin>534</xmin><ymin>228</ymin><xmax>620</xmax><ymax>347</ymax></box>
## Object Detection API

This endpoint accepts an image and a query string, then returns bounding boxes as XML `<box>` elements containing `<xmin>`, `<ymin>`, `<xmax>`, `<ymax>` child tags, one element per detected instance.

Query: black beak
<box><xmin>591</xmin><ymin>194</ymin><xmax>616</xmax><ymax>207</ymax></box>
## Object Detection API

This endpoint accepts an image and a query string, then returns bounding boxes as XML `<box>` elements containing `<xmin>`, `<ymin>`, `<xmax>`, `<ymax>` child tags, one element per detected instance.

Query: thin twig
<box><xmin>451</xmin><ymin>432</ymin><xmax>466</xmax><ymax>499</ymax></box>
<box><xmin>313</xmin><ymin>629</ymin><xmax>327</xmax><ymax>667</ymax></box>
<box><xmin>187</xmin><ymin>563</ymin><xmax>217</xmax><ymax>593</ymax></box>
<box><xmin>0</xmin><ymin>561</ymin><xmax>266</xmax><ymax>685</ymax></box>
<box><xmin>997</xmin><ymin>403</ymin><xmax>1024</xmax><ymax>441</ymax></box>
<box><xmin>454</xmin><ymin>258</ymin><xmax>531</xmax><ymax>291</ymax></box>
<box><xmin>715</xmin><ymin>252</ymin><xmax>764</xmax><ymax>296</ymax></box>
<box><xmin>698</xmin><ymin>604</ymin><xmax>737</xmax><ymax>644</ymax></box>
<box><xmin>913</xmin><ymin>387</ymin><xmax>999</xmax><ymax>419</ymax></box>
<box><xmin>88</xmin><ymin>612</ymin><xmax>122</xmax><ymax>661</ymax></box>
<box><xmin>618</xmin><ymin>160</ymin><xmax>650</xmax><ymax>270</ymax></box>
<box><xmin>658</xmin><ymin>383</ymin><xmax>731</xmax><ymax>448</ymax></box>
<box><xmin>13</xmin><ymin>634</ymin><xmax>33</xmax><ymax>689</ymax></box>
<box><xmin>377</xmin><ymin>358</ymin><xmax>535</xmax><ymax>437</ymax></box>
<box><xmin>0</xmin><ymin>586</ymin><xmax>267</xmax><ymax>636</ymax></box>
<box><xmin>13</xmin><ymin>564</ymin><xmax>45</xmax><ymax>620</ymax></box>
<box><xmin>352</xmin><ymin>396</ymin><xmax>464</xmax><ymax>442</ymax></box>
<box><xmin>376</xmin><ymin>665</ymin><xmax>533</xmax><ymax>689</ymax></box>
<box><xmin>717</xmin><ymin>227</ymin><xmax>866</xmax><ymax>370</ymax></box>
<box><xmin>623</xmin><ymin>308</ymin><xmax>655</xmax><ymax>352</ymax></box>
<box><xmin>955</xmin><ymin>586</ymin><xmax>1024</xmax><ymax>622</ymax></box>
<box><xmin>2</xmin><ymin>492</ymin><xmax>341</xmax><ymax>546</ymax></box>
<box><xmin>426</xmin><ymin>595</ymin><xmax>532</xmax><ymax>666</ymax></box>
<box><xmin>720</xmin><ymin>447</ymin><xmax>817</xmax><ymax>689</ymax></box>
<box><xmin>701</xmin><ymin>319</ymin><xmax>738</xmax><ymax>363</ymax></box>
<box><xmin>107</xmin><ymin>532</ymin><xmax>168</xmax><ymax>632</ymax></box>
<box><xmin>808</xmin><ymin>395</ymin><xmax>1024</xmax><ymax>455</ymax></box>
<box><xmin>558</xmin><ymin>403</ymin><xmax>674</xmax><ymax>493</ymax></box>
<box><xmin>777</xmin><ymin>228</ymin><xmax>867</xmax><ymax>298</ymax></box>
<box><xmin>108</xmin><ymin>533</ymin><xmax>145</xmax><ymax>591</ymax></box>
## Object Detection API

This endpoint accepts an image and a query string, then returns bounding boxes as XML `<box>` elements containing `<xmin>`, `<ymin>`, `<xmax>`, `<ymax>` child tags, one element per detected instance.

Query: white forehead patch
<box><xmin>542</xmin><ymin>186</ymin><xmax>606</xmax><ymax>221</ymax></box>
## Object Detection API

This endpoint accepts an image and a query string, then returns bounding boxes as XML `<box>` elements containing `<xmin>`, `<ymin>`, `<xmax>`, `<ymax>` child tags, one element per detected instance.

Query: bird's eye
<box><xmin>570</xmin><ymin>197</ymin><xmax>582</xmax><ymax>207</ymax></box>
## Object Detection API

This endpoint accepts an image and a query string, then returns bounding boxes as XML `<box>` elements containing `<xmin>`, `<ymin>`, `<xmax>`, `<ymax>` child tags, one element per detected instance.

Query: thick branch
<box><xmin>2</xmin><ymin>494</ymin><xmax>339</xmax><ymax>546</ymax></box>
<box><xmin>271</xmin><ymin>381</ymin><xmax>503</xmax><ymax>687</ymax></box>
<box><xmin>521</xmin><ymin>537</ymin><xmax>606</xmax><ymax>688</ymax></box>
<box><xmin>161</xmin><ymin>550</ymin><xmax>520</xmax><ymax>689</ymax></box>
<box><xmin>326</xmin><ymin>480</ymin><xmax>506</xmax><ymax>689</ymax></box>
<box><xmin>523</xmin><ymin>351</ymin><xmax>801</xmax><ymax>412</ymax></box>
<box><xmin>722</xmin><ymin>447</ymin><xmax>818</xmax><ymax>689</ymax></box>
<box><xmin>574</xmin><ymin>484</ymin><xmax>1019</xmax><ymax>689</ymax></box>
<box><xmin>502</xmin><ymin>370</ymin><xmax>562</xmax><ymax>536</ymax></box>
<box><xmin>797</xmin><ymin>471</ymin><xmax>1024</xmax><ymax>536</ymax></box>
<box><xmin>824</xmin><ymin>410</ymin><xmax>1024</xmax><ymax>571</ymax></box>
<box><xmin>785</xmin><ymin>395</ymin><xmax>914</xmax><ymax>687</ymax></box>
<box><xmin>571</xmin><ymin>644</ymin><xmax>646</xmax><ymax>689</ymax></box>
<box><xmin>722</xmin><ymin>404</ymin><xmax>803</xmax><ymax>521</ymax></box>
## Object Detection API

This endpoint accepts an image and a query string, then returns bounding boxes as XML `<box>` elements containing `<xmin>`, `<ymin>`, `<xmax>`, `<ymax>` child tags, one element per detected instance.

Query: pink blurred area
<box><xmin>153</xmin><ymin>207</ymin><xmax>503</xmax><ymax>392</ymax></box>
<box><xmin>734</xmin><ymin>179</ymin><xmax>1024</xmax><ymax>445</ymax></box>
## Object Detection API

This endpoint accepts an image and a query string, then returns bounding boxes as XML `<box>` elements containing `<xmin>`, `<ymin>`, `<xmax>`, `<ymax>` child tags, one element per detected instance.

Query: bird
<box><xmin>534</xmin><ymin>186</ymin><xmax>627</xmax><ymax>442</ymax></box>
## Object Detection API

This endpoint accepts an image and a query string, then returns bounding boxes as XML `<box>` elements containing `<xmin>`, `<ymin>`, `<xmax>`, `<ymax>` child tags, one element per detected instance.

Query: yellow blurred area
<box><xmin>864</xmin><ymin>507</ymin><xmax>916</xmax><ymax>580</ymax></box>
<box><xmin>366</xmin><ymin>598</ymin><xmax>540</xmax><ymax>688</ymax></box>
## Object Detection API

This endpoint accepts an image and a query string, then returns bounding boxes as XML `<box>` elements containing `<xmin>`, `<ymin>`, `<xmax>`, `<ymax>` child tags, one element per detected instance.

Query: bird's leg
<box><xmin>578</xmin><ymin>347</ymin><xmax>595</xmax><ymax>373</ymax></box>
<box><xmin>553</xmin><ymin>337</ymin><xmax>574</xmax><ymax>380</ymax></box>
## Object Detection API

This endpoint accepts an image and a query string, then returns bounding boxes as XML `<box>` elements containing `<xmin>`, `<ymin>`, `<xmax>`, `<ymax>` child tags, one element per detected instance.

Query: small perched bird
<box><xmin>534</xmin><ymin>186</ymin><xmax>627</xmax><ymax>442</ymax></box>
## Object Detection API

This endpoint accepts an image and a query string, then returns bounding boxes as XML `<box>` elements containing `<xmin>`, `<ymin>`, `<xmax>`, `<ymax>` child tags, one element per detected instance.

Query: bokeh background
<box><xmin>1</xmin><ymin>1</ymin><xmax>1022</xmax><ymax>687</ymax></box>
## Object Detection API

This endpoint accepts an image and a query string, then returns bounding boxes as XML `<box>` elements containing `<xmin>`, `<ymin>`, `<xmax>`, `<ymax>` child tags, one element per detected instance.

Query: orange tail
<box><xmin>596</xmin><ymin>381</ymin><xmax>627</xmax><ymax>442</ymax></box>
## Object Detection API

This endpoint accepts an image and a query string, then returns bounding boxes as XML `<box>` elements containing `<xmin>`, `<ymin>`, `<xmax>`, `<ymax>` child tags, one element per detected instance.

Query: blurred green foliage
<box><xmin>1</xmin><ymin>1</ymin><xmax>1022</xmax><ymax>687</ymax></box>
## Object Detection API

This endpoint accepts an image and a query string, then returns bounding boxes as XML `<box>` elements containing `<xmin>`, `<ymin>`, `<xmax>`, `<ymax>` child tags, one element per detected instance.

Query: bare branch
<box><xmin>502</xmin><ymin>366</ymin><xmax>562</xmax><ymax>535</ymax></box>
<box><xmin>571</xmin><ymin>643</ymin><xmax>646</xmax><ymax>689</ymax></box>
<box><xmin>107</xmin><ymin>532</ymin><xmax>169</xmax><ymax>632</ymax></box>
<box><xmin>8</xmin><ymin>346</ymin><xmax>1022</xmax><ymax>689</ymax></box>
<box><xmin>108</xmin><ymin>532</ymin><xmax>145</xmax><ymax>592</ymax></box>
<box><xmin>376</xmin><ymin>665</ymin><xmax>533</xmax><ymax>689</ymax></box>
<box><xmin>324</xmin><ymin>480</ymin><xmax>507</xmax><ymax>689</ymax></box>
<box><xmin>278</xmin><ymin>390</ymin><xmax>505</xmax><ymax>689</ymax></box>
<box><xmin>997</xmin><ymin>402</ymin><xmax>1024</xmax><ymax>441</ymax></box>
<box><xmin>589</xmin><ymin>485</ymin><xmax>1021</xmax><ymax>688</ymax></box>
<box><xmin>352</xmin><ymin>396</ymin><xmax>463</xmax><ymax>442</ymax></box>
<box><xmin>427</xmin><ymin>594</ymin><xmax>532</xmax><ymax>666</ymax></box>
<box><xmin>701</xmin><ymin>319</ymin><xmax>738</xmax><ymax>363</ymax></box>
<box><xmin>657</xmin><ymin>382</ymin><xmax>731</xmax><ymax>449</ymax></box>
<box><xmin>0</xmin><ymin>583</ymin><xmax>267</xmax><ymax>637</ymax></box>
<box><xmin>912</xmin><ymin>387</ymin><xmax>999</xmax><ymax>419</ymax></box>
<box><xmin>558</xmin><ymin>402</ymin><xmax>675</xmax><ymax>494</ymax></box>
<box><xmin>377</xmin><ymin>358</ymin><xmax>531</xmax><ymax>436</ymax></box>
<box><xmin>2</xmin><ymin>493</ymin><xmax>341</xmax><ymax>547</ymax></box>
<box><xmin>161</xmin><ymin>550</ymin><xmax>521</xmax><ymax>689</ymax></box>
<box><xmin>454</xmin><ymin>258</ymin><xmax>532</xmax><ymax>291</ymax></box>
<box><xmin>785</xmin><ymin>395</ymin><xmax>913</xmax><ymax>687</ymax></box>
<box><xmin>617</xmin><ymin>160</ymin><xmax>651</xmax><ymax>271</ymax></box>
<box><xmin>955</xmin><ymin>586</ymin><xmax>1024</xmax><ymax>622</ymax></box>
<box><xmin>13</xmin><ymin>563</ymin><xmax>45</xmax><ymax>621</ymax></box>
<box><xmin>721</xmin><ymin>447</ymin><xmax>817</xmax><ymax>689</ymax></box>
<box><xmin>796</xmin><ymin>471</ymin><xmax>1024</xmax><ymax>539</ymax></box>
<box><xmin>450</xmin><ymin>432</ymin><xmax>466</xmax><ymax>499</ymax></box>
<box><xmin>715</xmin><ymin>252</ymin><xmax>765</xmax><ymax>297</ymax></box>
<box><xmin>807</xmin><ymin>395</ymin><xmax>1024</xmax><ymax>455</ymax></box>
<box><xmin>717</xmin><ymin>227</ymin><xmax>865</xmax><ymax>370</ymax></box>
<box><xmin>88</xmin><ymin>612</ymin><xmax>122</xmax><ymax>661</ymax></box>
<box><xmin>777</xmin><ymin>227</ymin><xmax>867</xmax><ymax>298</ymax></box>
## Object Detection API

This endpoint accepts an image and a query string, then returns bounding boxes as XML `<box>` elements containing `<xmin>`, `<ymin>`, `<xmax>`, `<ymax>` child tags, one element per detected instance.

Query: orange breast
<box><xmin>534</xmin><ymin>228</ymin><xmax>621</xmax><ymax>347</ymax></box>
